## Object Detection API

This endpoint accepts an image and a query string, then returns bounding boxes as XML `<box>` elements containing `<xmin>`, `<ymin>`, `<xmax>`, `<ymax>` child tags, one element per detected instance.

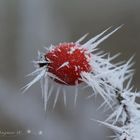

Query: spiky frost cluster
<box><xmin>23</xmin><ymin>25</ymin><xmax>140</xmax><ymax>140</ymax></box>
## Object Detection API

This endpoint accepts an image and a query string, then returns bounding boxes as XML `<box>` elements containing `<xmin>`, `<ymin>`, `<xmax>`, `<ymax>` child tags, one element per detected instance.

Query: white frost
<box><xmin>57</xmin><ymin>61</ymin><xmax>69</xmax><ymax>70</ymax></box>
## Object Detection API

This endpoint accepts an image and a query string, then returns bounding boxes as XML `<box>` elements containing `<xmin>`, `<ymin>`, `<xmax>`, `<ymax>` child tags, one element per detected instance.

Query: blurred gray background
<box><xmin>0</xmin><ymin>0</ymin><xmax>140</xmax><ymax>140</ymax></box>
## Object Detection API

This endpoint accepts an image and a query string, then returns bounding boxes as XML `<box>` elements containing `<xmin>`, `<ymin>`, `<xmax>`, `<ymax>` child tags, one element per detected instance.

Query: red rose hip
<box><xmin>46</xmin><ymin>43</ymin><xmax>92</xmax><ymax>85</ymax></box>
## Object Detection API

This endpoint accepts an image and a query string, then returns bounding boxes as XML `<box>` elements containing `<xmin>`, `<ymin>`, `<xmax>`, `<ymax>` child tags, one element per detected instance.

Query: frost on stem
<box><xmin>23</xmin><ymin>25</ymin><xmax>140</xmax><ymax>139</ymax></box>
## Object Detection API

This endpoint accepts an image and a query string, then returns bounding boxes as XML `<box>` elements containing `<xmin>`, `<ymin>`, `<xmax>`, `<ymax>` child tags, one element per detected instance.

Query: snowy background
<box><xmin>0</xmin><ymin>0</ymin><xmax>139</xmax><ymax>140</ymax></box>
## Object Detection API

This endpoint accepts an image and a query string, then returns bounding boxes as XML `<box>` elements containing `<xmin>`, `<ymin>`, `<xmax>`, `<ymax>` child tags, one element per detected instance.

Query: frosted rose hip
<box><xmin>24</xmin><ymin>26</ymin><xmax>122</xmax><ymax>111</ymax></box>
<box><xmin>46</xmin><ymin>43</ymin><xmax>92</xmax><ymax>85</ymax></box>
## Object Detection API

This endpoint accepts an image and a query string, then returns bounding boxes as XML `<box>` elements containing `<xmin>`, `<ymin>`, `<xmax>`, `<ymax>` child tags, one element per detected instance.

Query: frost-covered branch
<box><xmin>23</xmin><ymin>26</ymin><xmax>140</xmax><ymax>140</ymax></box>
<box><xmin>86</xmin><ymin>46</ymin><xmax>140</xmax><ymax>140</ymax></box>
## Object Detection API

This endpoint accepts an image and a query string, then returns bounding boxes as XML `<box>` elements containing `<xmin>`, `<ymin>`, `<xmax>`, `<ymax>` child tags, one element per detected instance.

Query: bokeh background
<box><xmin>0</xmin><ymin>0</ymin><xmax>140</xmax><ymax>140</ymax></box>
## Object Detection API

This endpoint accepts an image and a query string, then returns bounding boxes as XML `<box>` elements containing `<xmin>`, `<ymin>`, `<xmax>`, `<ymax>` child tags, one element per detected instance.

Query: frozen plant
<box><xmin>23</xmin><ymin>25</ymin><xmax>140</xmax><ymax>140</ymax></box>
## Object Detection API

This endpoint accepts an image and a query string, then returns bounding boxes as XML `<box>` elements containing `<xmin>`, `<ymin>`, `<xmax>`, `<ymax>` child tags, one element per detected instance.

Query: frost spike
<box><xmin>26</xmin><ymin>67</ymin><xmax>45</xmax><ymax>77</ymax></box>
<box><xmin>47</xmin><ymin>72</ymin><xmax>68</xmax><ymax>85</ymax></box>
<box><xmin>57</xmin><ymin>62</ymin><xmax>69</xmax><ymax>70</ymax></box>
<box><xmin>86</xmin><ymin>25</ymin><xmax>123</xmax><ymax>52</ymax></box>
<box><xmin>92</xmin><ymin>119</ymin><xmax>123</xmax><ymax>133</ymax></box>
<box><xmin>74</xmin><ymin>81</ymin><xmax>78</xmax><ymax>107</ymax></box>
<box><xmin>47</xmin><ymin>85</ymin><xmax>54</xmax><ymax>101</ymax></box>
<box><xmin>40</xmin><ymin>78</ymin><xmax>44</xmax><ymax>98</ymax></box>
<box><xmin>105</xmin><ymin>105</ymin><xmax>123</xmax><ymax>124</ymax></box>
<box><xmin>96</xmin><ymin>101</ymin><xmax>106</xmax><ymax>111</ymax></box>
<box><xmin>44</xmin><ymin>74</ymin><xmax>49</xmax><ymax>111</ymax></box>
<box><xmin>83</xmin><ymin>26</ymin><xmax>112</xmax><ymax>47</ymax></box>
<box><xmin>63</xmin><ymin>88</ymin><xmax>67</xmax><ymax>107</ymax></box>
<box><xmin>22</xmin><ymin>69</ymin><xmax>46</xmax><ymax>93</ymax></box>
<box><xmin>53</xmin><ymin>87</ymin><xmax>60</xmax><ymax>109</ymax></box>
<box><xmin>76</xmin><ymin>33</ymin><xmax>89</xmax><ymax>44</ymax></box>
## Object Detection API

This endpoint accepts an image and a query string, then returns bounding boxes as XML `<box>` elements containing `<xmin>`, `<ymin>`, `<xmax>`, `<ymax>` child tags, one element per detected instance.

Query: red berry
<box><xmin>46</xmin><ymin>43</ymin><xmax>92</xmax><ymax>85</ymax></box>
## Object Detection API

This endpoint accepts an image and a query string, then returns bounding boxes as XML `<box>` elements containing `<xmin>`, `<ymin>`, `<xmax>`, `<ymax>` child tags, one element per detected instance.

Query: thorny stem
<box><xmin>101</xmin><ymin>78</ymin><xmax>133</xmax><ymax>140</ymax></box>
<box><xmin>116</xmin><ymin>95</ymin><xmax>132</xmax><ymax>140</ymax></box>
<box><xmin>115</xmin><ymin>89</ymin><xmax>131</xmax><ymax>125</ymax></box>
